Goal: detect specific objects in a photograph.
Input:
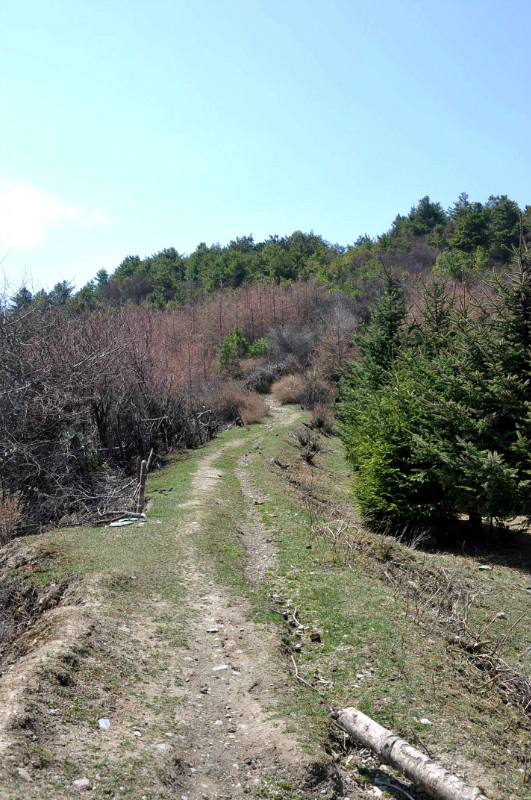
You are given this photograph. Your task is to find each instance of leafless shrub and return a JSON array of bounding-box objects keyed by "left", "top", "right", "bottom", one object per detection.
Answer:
[
  {"left": 384, "top": 237, "right": 439, "bottom": 278},
  {"left": 243, "top": 356, "right": 299, "bottom": 394},
  {"left": 0, "top": 493, "right": 22, "bottom": 545},
  {"left": 266, "top": 324, "right": 316, "bottom": 367},
  {"left": 315, "top": 517, "right": 364, "bottom": 562},
  {"left": 239, "top": 393, "right": 270, "bottom": 425},
  {"left": 270, "top": 371, "right": 334, "bottom": 411},
  {"left": 308, "top": 403, "right": 335, "bottom": 435},
  {"left": 290, "top": 427, "right": 323, "bottom": 464},
  {"left": 271, "top": 374, "right": 305, "bottom": 405},
  {"left": 295, "top": 370, "right": 334, "bottom": 409},
  {"left": 313, "top": 297, "right": 358, "bottom": 381},
  {"left": 213, "top": 382, "right": 269, "bottom": 426}
]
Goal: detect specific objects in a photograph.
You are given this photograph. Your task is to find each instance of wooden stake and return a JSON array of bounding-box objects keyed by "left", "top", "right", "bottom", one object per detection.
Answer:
[
  {"left": 146, "top": 448, "right": 154, "bottom": 472},
  {"left": 136, "top": 459, "right": 147, "bottom": 514}
]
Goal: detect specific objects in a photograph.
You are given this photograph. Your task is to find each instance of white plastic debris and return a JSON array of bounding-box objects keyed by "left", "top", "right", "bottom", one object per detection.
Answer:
[
  {"left": 419, "top": 718, "right": 433, "bottom": 725},
  {"left": 73, "top": 778, "right": 90, "bottom": 788},
  {"left": 109, "top": 519, "right": 135, "bottom": 527},
  {"left": 212, "top": 665, "right": 229, "bottom": 671},
  {"left": 98, "top": 718, "right": 110, "bottom": 729}
]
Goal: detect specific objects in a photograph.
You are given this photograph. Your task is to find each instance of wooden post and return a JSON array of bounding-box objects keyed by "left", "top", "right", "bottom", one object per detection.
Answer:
[
  {"left": 335, "top": 707, "right": 489, "bottom": 800},
  {"left": 136, "top": 459, "right": 147, "bottom": 514},
  {"left": 146, "top": 448, "right": 154, "bottom": 472}
]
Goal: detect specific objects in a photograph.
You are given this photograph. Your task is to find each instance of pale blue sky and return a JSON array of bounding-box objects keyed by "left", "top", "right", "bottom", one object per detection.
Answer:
[{"left": 1, "top": 0, "right": 530, "bottom": 290}]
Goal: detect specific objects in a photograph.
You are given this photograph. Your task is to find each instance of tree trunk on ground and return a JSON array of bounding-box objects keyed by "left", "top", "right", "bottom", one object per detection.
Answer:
[{"left": 335, "top": 707, "right": 489, "bottom": 800}]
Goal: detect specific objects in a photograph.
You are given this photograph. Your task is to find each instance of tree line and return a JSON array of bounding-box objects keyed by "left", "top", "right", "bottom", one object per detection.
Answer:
[{"left": 11, "top": 193, "right": 531, "bottom": 314}]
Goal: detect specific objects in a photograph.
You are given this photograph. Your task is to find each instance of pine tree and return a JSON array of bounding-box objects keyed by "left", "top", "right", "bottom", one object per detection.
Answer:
[
  {"left": 355, "top": 269, "right": 406, "bottom": 388},
  {"left": 218, "top": 326, "right": 249, "bottom": 375},
  {"left": 339, "top": 271, "right": 446, "bottom": 529},
  {"left": 411, "top": 247, "right": 531, "bottom": 531},
  {"left": 340, "top": 250, "right": 531, "bottom": 536}
]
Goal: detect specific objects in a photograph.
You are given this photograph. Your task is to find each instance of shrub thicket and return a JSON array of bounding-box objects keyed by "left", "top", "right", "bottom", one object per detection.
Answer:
[
  {"left": 271, "top": 374, "right": 306, "bottom": 405},
  {"left": 0, "top": 306, "right": 253, "bottom": 533},
  {"left": 214, "top": 382, "right": 270, "bottom": 425},
  {"left": 244, "top": 358, "right": 294, "bottom": 394},
  {"left": 1, "top": 280, "right": 332, "bottom": 535},
  {"left": 309, "top": 403, "right": 335, "bottom": 435}
]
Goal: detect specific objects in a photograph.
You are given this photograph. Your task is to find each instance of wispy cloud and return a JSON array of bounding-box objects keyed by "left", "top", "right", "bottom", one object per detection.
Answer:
[
  {"left": 0, "top": 180, "right": 112, "bottom": 250},
  {"left": 82, "top": 206, "right": 114, "bottom": 228}
]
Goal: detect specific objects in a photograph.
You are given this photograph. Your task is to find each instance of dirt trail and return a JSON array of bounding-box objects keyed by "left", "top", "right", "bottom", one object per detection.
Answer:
[
  {"left": 161, "top": 401, "right": 309, "bottom": 799},
  {"left": 0, "top": 400, "right": 345, "bottom": 799}
]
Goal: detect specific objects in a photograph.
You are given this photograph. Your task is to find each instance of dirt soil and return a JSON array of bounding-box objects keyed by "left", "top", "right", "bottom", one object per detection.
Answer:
[{"left": 0, "top": 400, "right": 354, "bottom": 800}]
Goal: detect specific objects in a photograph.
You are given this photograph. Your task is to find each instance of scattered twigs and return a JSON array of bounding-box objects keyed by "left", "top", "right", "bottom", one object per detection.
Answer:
[
  {"left": 376, "top": 781, "right": 416, "bottom": 800},
  {"left": 277, "top": 433, "right": 531, "bottom": 725},
  {"left": 291, "top": 654, "right": 324, "bottom": 696},
  {"left": 308, "top": 497, "right": 531, "bottom": 718},
  {"left": 387, "top": 563, "right": 531, "bottom": 716},
  {"left": 314, "top": 670, "right": 333, "bottom": 687}
]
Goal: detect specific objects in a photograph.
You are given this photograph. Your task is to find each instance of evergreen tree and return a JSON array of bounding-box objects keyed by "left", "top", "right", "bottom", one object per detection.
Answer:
[
  {"left": 95, "top": 268, "right": 109, "bottom": 288},
  {"left": 11, "top": 286, "right": 33, "bottom": 310},
  {"left": 408, "top": 250, "right": 531, "bottom": 531},
  {"left": 340, "top": 251, "right": 531, "bottom": 536},
  {"left": 355, "top": 269, "right": 406, "bottom": 388},
  {"left": 218, "top": 326, "right": 249, "bottom": 375},
  {"left": 338, "top": 270, "right": 445, "bottom": 528}
]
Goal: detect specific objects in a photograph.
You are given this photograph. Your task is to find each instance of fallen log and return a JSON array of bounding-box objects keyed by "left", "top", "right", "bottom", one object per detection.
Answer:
[
  {"left": 335, "top": 707, "right": 489, "bottom": 800},
  {"left": 94, "top": 511, "right": 146, "bottom": 526}
]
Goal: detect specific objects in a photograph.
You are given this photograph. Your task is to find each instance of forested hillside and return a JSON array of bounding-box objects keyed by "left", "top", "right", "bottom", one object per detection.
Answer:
[
  {"left": 12, "top": 193, "right": 531, "bottom": 313},
  {"left": 2, "top": 193, "right": 531, "bottom": 544}
]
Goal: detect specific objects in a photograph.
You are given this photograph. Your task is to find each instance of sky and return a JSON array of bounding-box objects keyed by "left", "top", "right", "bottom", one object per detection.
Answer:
[{"left": 1, "top": 0, "right": 530, "bottom": 292}]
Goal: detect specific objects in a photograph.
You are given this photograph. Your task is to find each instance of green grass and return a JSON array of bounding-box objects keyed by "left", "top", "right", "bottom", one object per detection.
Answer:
[
  {"left": 228, "top": 413, "right": 531, "bottom": 800},
  {"left": 8, "top": 407, "right": 531, "bottom": 800}
]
